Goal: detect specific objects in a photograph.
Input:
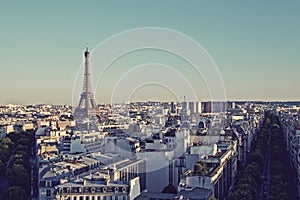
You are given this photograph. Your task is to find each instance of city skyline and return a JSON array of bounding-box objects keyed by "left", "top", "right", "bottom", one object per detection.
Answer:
[{"left": 1, "top": 1, "right": 300, "bottom": 104}]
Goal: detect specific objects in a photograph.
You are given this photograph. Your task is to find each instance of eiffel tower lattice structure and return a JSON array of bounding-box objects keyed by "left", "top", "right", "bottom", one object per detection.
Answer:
[{"left": 74, "top": 47, "right": 100, "bottom": 131}]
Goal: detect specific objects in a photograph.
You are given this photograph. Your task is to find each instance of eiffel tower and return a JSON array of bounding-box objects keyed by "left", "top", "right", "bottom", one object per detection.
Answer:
[{"left": 74, "top": 47, "right": 100, "bottom": 130}]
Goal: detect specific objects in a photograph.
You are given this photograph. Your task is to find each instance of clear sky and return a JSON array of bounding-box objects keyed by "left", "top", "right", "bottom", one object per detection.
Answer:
[{"left": 0, "top": 1, "right": 299, "bottom": 104}]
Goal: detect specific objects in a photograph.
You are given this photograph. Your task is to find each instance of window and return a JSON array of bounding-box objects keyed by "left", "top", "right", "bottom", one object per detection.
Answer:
[
  {"left": 46, "top": 181, "right": 51, "bottom": 187},
  {"left": 115, "top": 187, "right": 119, "bottom": 193},
  {"left": 46, "top": 189, "right": 51, "bottom": 196},
  {"left": 73, "top": 197, "right": 77, "bottom": 200},
  {"left": 79, "top": 197, "right": 84, "bottom": 200},
  {"left": 86, "top": 197, "right": 90, "bottom": 200}
]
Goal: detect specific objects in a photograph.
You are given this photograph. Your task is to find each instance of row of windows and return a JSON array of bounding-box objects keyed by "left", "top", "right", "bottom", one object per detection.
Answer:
[
  {"left": 58, "top": 186, "right": 127, "bottom": 194},
  {"left": 59, "top": 195, "right": 128, "bottom": 200}
]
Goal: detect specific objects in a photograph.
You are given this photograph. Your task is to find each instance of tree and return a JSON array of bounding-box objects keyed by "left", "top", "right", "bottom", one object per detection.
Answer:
[
  {"left": 0, "top": 160, "right": 6, "bottom": 176},
  {"left": 6, "top": 164, "right": 30, "bottom": 189},
  {"left": 16, "top": 144, "right": 28, "bottom": 153},
  {"left": 0, "top": 146, "right": 10, "bottom": 162},
  {"left": 251, "top": 149, "right": 264, "bottom": 167},
  {"left": 1, "top": 131, "right": 35, "bottom": 199},
  {"left": 1, "top": 137, "right": 14, "bottom": 148},
  {"left": 246, "top": 162, "right": 261, "bottom": 180},
  {"left": 2, "top": 186, "right": 27, "bottom": 200},
  {"left": 194, "top": 162, "right": 208, "bottom": 175},
  {"left": 162, "top": 184, "right": 177, "bottom": 194},
  {"left": 230, "top": 189, "right": 254, "bottom": 200}
]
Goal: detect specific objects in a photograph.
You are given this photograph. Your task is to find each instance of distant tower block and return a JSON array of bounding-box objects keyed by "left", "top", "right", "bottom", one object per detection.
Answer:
[{"left": 74, "top": 47, "right": 100, "bottom": 129}]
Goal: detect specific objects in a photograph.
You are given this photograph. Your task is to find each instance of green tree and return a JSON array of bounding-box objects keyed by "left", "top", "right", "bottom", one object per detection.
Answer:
[
  {"left": 6, "top": 164, "right": 30, "bottom": 189},
  {"left": 230, "top": 189, "right": 254, "bottom": 200},
  {"left": 0, "top": 146, "right": 10, "bottom": 162},
  {"left": 251, "top": 149, "right": 264, "bottom": 167},
  {"left": 0, "top": 160, "right": 6, "bottom": 176},
  {"left": 246, "top": 162, "right": 261, "bottom": 180},
  {"left": 1, "top": 137, "right": 14, "bottom": 148},
  {"left": 194, "top": 162, "right": 208, "bottom": 175},
  {"left": 2, "top": 186, "right": 27, "bottom": 200}
]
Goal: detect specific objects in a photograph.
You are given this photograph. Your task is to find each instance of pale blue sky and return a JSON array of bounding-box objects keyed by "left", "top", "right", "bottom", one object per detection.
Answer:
[{"left": 0, "top": 1, "right": 299, "bottom": 104}]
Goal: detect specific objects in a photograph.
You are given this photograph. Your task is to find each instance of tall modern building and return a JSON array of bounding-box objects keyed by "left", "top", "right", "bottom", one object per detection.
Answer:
[{"left": 74, "top": 47, "right": 100, "bottom": 130}]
